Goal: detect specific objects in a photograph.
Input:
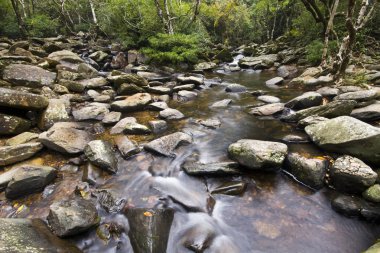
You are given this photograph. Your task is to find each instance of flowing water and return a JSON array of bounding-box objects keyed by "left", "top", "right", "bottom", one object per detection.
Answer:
[{"left": 1, "top": 67, "right": 380, "bottom": 253}]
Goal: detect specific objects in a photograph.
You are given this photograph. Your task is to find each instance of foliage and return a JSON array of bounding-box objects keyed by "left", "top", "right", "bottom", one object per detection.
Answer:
[
  {"left": 306, "top": 40, "right": 324, "bottom": 65},
  {"left": 142, "top": 33, "right": 207, "bottom": 64},
  {"left": 26, "top": 15, "right": 59, "bottom": 37}
]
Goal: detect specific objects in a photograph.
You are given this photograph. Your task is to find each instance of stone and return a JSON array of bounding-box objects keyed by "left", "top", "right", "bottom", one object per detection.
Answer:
[
  {"left": 148, "top": 101, "right": 169, "bottom": 111},
  {"left": 210, "top": 181, "right": 247, "bottom": 195},
  {"left": 79, "top": 77, "right": 108, "bottom": 88},
  {"left": 0, "top": 218, "right": 82, "bottom": 253},
  {"left": 265, "top": 77, "right": 284, "bottom": 86},
  {"left": 115, "top": 136, "right": 140, "bottom": 158},
  {"left": 351, "top": 102, "right": 380, "bottom": 122},
  {"left": 110, "top": 117, "right": 151, "bottom": 135},
  {"left": 210, "top": 99, "right": 232, "bottom": 108},
  {"left": 281, "top": 100, "right": 357, "bottom": 122},
  {"left": 84, "top": 140, "right": 118, "bottom": 173},
  {"left": 285, "top": 153, "right": 327, "bottom": 189},
  {"left": 111, "top": 52, "right": 128, "bottom": 69},
  {"left": 0, "top": 143, "right": 43, "bottom": 166},
  {"left": 47, "top": 197, "right": 99, "bottom": 237},
  {"left": 334, "top": 90, "right": 377, "bottom": 102},
  {"left": 0, "top": 87, "right": 49, "bottom": 110},
  {"left": 0, "top": 113, "right": 31, "bottom": 135},
  {"left": 177, "top": 75, "right": 204, "bottom": 86},
  {"left": 111, "top": 93, "right": 152, "bottom": 112},
  {"left": 53, "top": 84, "right": 69, "bottom": 94},
  {"left": 198, "top": 118, "right": 221, "bottom": 129},
  {"left": 39, "top": 123, "right": 92, "bottom": 154},
  {"left": 102, "top": 111, "right": 122, "bottom": 125},
  {"left": 363, "top": 242, "right": 380, "bottom": 253},
  {"left": 194, "top": 62, "right": 217, "bottom": 71},
  {"left": 177, "top": 90, "right": 198, "bottom": 101},
  {"left": 331, "top": 195, "right": 363, "bottom": 217},
  {"left": 5, "top": 132, "right": 38, "bottom": 146},
  {"left": 277, "top": 65, "right": 298, "bottom": 79},
  {"left": 159, "top": 108, "right": 185, "bottom": 120},
  {"left": 107, "top": 73, "right": 148, "bottom": 87},
  {"left": 89, "top": 51, "right": 108, "bottom": 62},
  {"left": 117, "top": 83, "right": 145, "bottom": 95},
  {"left": 3, "top": 64, "right": 57, "bottom": 87},
  {"left": 59, "top": 80, "right": 85, "bottom": 93},
  {"left": 339, "top": 86, "right": 364, "bottom": 93},
  {"left": 173, "top": 84, "right": 195, "bottom": 92},
  {"left": 331, "top": 155, "right": 377, "bottom": 193},
  {"left": 148, "top": 86, "right": 172, "bottom": 95},
  {"left": 144, "top": 132, "right": 193, "bottom": 157},
  {"left": 225, "top": 83, "right": 247, "bottom": 93},
  {"left": 38, "top": 99, "right": 69, "bottom": 130},
  {"left": 297, "top": 116, "right": 328, "bottom": 128},
  {"left": 305, "top": 116, "right": 380, "bottom": 164},
  {"left": 228, "top": 139, "right": 288, "bottom": 170},
  {"left": 316, "top": 87, "right": 339, "bottom": 97},
  {"left": 239, "top": 54, "right": 278, "bottom": 69},
  {"left": 285, "top": 92, "right": 323, "bottom": 110},
  {"left": 257, "top": 95, "right": 281, "bottom": 104},
  {"left": 149, "top": 120, "right": 168, "bottom": 133},
  {"left": 72, "top": 102, "right": 110, "bottom": 121},
  {"left": 182, "top": 161, "right": 241, "bottom": 175},
  {"left": 249, "top": 103, "right": 284, "bottom": 116},
  {"left": 363, "top": 184, "right": 380, "bottom": 203},
  {"left": 48, "top": 50, "right": 84, "bottom": 63},
  {"left": 281, "top": 133, "right": 309, "bottom": 143},
  {"left": 5, "top": 165, "right": 57, "bottom": 199}
]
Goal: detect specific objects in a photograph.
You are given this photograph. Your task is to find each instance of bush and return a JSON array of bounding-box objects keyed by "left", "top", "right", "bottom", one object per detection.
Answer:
[
  {"left": 306, "top": 40, "right": 324, "bottom": 65},
  {"left": 26, "top": 14, "right": 59, "bottom": 37},
  {"left": 142, "top": 33, "right": 208, "bottom": 64}
]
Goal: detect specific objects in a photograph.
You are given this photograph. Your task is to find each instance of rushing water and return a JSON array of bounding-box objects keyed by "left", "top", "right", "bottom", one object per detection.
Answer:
[{"left": 1, "top": 67, "right": 380, "bottom": 253}]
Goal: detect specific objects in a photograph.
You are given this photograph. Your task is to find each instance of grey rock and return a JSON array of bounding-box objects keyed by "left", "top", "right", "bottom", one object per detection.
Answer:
[
  {"left": 72, "top": 102, "right": 110, "bottom": 121},
  {"left": 79, "top": 77, "right": 108, "bottom": 88},
  {"left": 144, "top": 132, "right": 193, "bottom": 157},
  {"left": 159, "top": 108, "right": 185, "bottom": 120},
  {"left": 111, "top": 93, "right": 152, "bottom": 112},
  {"left": 110, "top": 117, "right": 150, "bottom": 135},
  {"left": 198, "top": 118, "right": 221, "bottom": 129},
  {"left": 225, "top": 83, "right": 247, "bottom": 93},
  {"left": 0, "top": 113, "right": 31, "bottom": 135},
  {"left": 84, "top": 140, "right": 118, "bottom": 173},
  {"left": 107, "top": 73, "right": 148, "bottom": 87},
  {"left": 38, "top": 99, "right": 69, "bottom": 130},
  {"left": 102, "top": 111, "right": 122, "bottom": 125},
  {"left": 48, "top": 50, "right": 84, "bottom": 64},
  {"left": 316, "top": 87, "right": 339, "bottom": 97},
  {"left": 117, "top": 83, "right": 145, "bottom": 95},
  {"left": 115, "top": 136, "right": 140, "bottom": 158},
  {"left": 173, "top": 84, "right": 195, "bottom": 92},
  {"left": 177, "top": 90, "right": 198, "bottom": 100},
  {"left": 149, "top": 120, "right": 168, "bottom": 133},
  {"left": 277, "top": 65, "right": 298, "bottom": 79},
  {"left": 331, "top": 195, "right": 363, "bottom": 217},
  {"left": 334, "top": 90, "right": 377, "bottom": 102},
  {"left": 148, "top": 101, "right": 169, "bottom": 111},
  {"left": 182, "top": 161, "right": 241, "bottom": 175},
  {"left": 285, "top": 92, "right": 323, "bottom": 110},
  {"left": 351, "top": 102, "right": 380, "bottom": 121},
  {"left": 210, "top": 99, "right": 232, "bottom": 108},
  {"left": 147, "top": 86, "right": 172, "bottom": 95},
  {"left": 249, "top": 103, "right": 284, "bottom": 116},
  {"left": 3, "top": 64, "right": 57, "bottom": 87},
  {"left": 177, "top": 75, "right": 204, "bottom": 86},
  {"left": 0, "top": 143, "right": 43, "bottom": 166},
  {"left": 265, "top": 77, "right": 284, "bottom": 86},
  {"left": 257, "top": 95, "right": 281, "bottom": 103},
  {"left": 5, "top": 132, "right": 39, "bottom": 146},
  {"left": 0, "top": 87, "right": 49, "bottom": 110},
  {"left": 194, "top": 62, "right": 217, "bottom": 71},
  {"left": 297, "top": 116, "right": 328, "bottom": 128}
]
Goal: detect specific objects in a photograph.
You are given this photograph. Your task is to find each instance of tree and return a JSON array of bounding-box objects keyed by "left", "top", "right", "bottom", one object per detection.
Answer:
[{"left": 10, "top": 0, "right": 28, "bottom": 37}]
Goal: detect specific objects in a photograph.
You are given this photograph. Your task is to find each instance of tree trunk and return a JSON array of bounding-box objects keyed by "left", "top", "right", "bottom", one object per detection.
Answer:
[
  {"left": 10, "top": 0, "right": 28, "bottom": 37},
  {"left": 321, "top": 0, "right": 339, "bottom": 67},
  {"left": 163, "top": 0, "right": 174, "bottom": 34}
]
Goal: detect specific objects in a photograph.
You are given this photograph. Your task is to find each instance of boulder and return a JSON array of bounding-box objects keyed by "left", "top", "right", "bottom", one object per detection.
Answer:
[
  {"left": 305, "top": 116, "right": 380, "bottom": 164},
  {"left": 331, "top": 155, "right": 377, "bottom": 193},
  {"left": 351, "top": 102, "right": 380, "bottom": 122},
  {"left": 363, "top": 184, "right": 380, "bottom": 203},
  {"left": 0, "top": 143, "right": 43, "bottom": 166},
  {"left": 225, "top": 83, "right": 247, "bottom": 93},
  {"left": 115, "top": 136, "right": 140, "bottom": 158},
  {"left": 285, "top": 153, "right": 327, "bottom": 189},
  {"left": 177, "top": 75, "right": 204, "bottom": 86},
  {"left": 5, "top": 132, "right": 38, "bottom": 146},
  {"left": 0, "top": 113, "right": 31, "bottom": 135},
  {"left": 72, "top": 102, "right": 110, "bottom": 121},
  {"left": 182, "top": 161, "right": 241, "bottom": 175},
  {"left": 297, "top": 116, "right": 328, "bottom": 128},
  {"left": 39, "top": 123, "right": 91, "bottom": 154},
  {"left": 285, "top": 92, "right": 323, "bottom": 110},
  {"left": 334, "top": 90, "right": 377, "bottom": 102},
  {"left": 3, "top": 64, "right": 56, "bottom": 87},
  {"left": 84, "top": 140, "right": 118, "bottom": 173},
  {"left": 265, "top": 77, "right": 284, "bottom": 86},
  {"left": 38, "top": 99, "right": 69, "bottom": 130},
  {"left": 159, "top": 108, "right": 185, "bottom": 120},
  {"left": 194, "top": 62, "right": 217, "bottom": 71},
  {"left": 111, "top": 52, "right": 128, "bottom": 69},
  {"left": 110, "top": 117, "right": 150, "bottom": 135},
  {"left": 107, "top": 74, "right": 148, "bottom": 87},
  {"left": 0, "top": 87, "right": 49, "bottom": 110},
  {"left": 316, "top": 87, "right": 339, "bottom": 97},
  {"left": 102, "top": 111, "right": 121, "bottom": 125},
  {"left": 5, "top": 165, "right": 57, "bottom": 199},
  {"left": 48, "top": 50, "right": 84, "bottom": 64},
  {"left": 111, "top": 93, "right": 152, "bottom": 112},
  {"left": 47, "top": 197, "right": 99, "bottom": 237},
  {"left": 239, "top": 54, "right": 278, "bottom": 69},
  {"left": 228, "top": 139, "right": 288, "bottom": 170},
  {"left": 331, "top": 195, "right": 363, "bottom": 217},
  {"left": 277, "top": 65, "right": 298, "bottom": 79},
  {"left": 249, "top": 103, "right": 284, "bottom": 116},
  {"left": 144, "top": 132, "right": 192, "bottom": 157},
  {"left": 117, "top": 83, "right": 145, "bottom": 95},
  {"left": 149, "top": 120, "right": 168, "bottom": 133},
  {"left": 257, "top": 95, "right": 280, "bottom": 103},
  {"left": 89, "top": 51, "right": 108, "bottom": 62},
  {"left": 281, "top": 100, "right": 356, "bottom": 122}
]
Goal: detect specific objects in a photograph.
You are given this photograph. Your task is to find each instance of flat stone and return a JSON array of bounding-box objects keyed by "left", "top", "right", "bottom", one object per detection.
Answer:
[
  {"left": 115, "top": 136, "right": 140, "bottom": 158},
  {"left": 334, "top": 90, "right": 377, "bottom": 102},
  {"left": 111, "top": 93, "right": 152, "bottom": 112},
  {"left": 0, "top": 87, "right": 49, "bottom": 110},
  {"left": 72, "top": 102, "right": 110, "bottom": 121},
  {"left": 84, "top": 140, "right": 118, "bottom": 173},
  {"left": 3, "top": 64, "right": 56, "bottom": 87},
  {"left": 144, "top": 132, "right": 193, "bottom": 157},
  {"left": 177, "top": 75, "right": 204, "bottom": 86},
  {"left": 38, "top": 99, "right": 69, "bottom": 130},
  {"left": 225, "top": 83, "right": 247, "bottom": 93},
  {"left": 147, "top": 86, "right": 172, "bottom": 95},
  {"left": 316, "top": 87, "right": 339, "bottom": 97},
  {"left": 182, "top": 161, "right": 241, "bottom": 175},
  {"left": 107, "top": 73, "right": 148, "bottom": 87},
  {"left": 48, "top": 50, "right": 84, "bottom": 64},
  {"left": 210, "top": 99, "right": 232, "bottom": 108},
  {"left": 173, "top": 84, "right": 195, "bottom": 92},
  {"left": 0, "top": 113, "right": 31, "bottom": 135},
  {"left": 102, "top": 111, "right": 122, "bottom": 125},
  {"left": 178, "top": 90, "right": 198, "bottom": 100},
  {"left": 265, "top": 77, "right": 284, "bottom": 86},
  {"left": 351, "top": 102, "right": 380, "bottom": 122},
  {"left": 257, "top": 95, "right": 281, "bottom": 104},
  {"left": 159, "top": 108, "right": 185, "bottom": 120},
  {"left": 5, "top": 132, "right": 39, "bottom": 146},
  {"left": 79, "top": 77, "right": 108, "bottom": 88},
  {"left": 285, "top": 92, "right": 323, "bottom": 110},
  {"left": 249, "top": 103, "right": 284, "bottom": 116},
  {"left": 148, "top": 102, "right": 169, "bottom": 111},
  {"left": 110, "top": 117, "right": 151, "bottom": 135},
  {"left": 0, "top": 143, "right": 43, "bottom": 166}
]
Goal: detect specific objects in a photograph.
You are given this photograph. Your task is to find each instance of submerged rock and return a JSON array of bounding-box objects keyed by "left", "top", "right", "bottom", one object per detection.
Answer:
[
  {"left": 0, "top": 143, "right": 43, "bottom": 166},
  {"left": 182, "top": 161, "right": 241, "bottom": 175},
  {"left": 331, "top": 195, "right": 363, "bottom": 217},
  {"left": 84, "top": 140, "right": 118, "bottom": 173},
  {"left": 0, "top": 113, "right": 31, "bottom": 135},
  {"left": 0, "top": 87, "right": 49, "bottom": 110},
  {"left": 228, "top": 139, "right": 288, "bottom": 170},
  {"left": 47, "top": 197, "right": 99, "bottom": 237},
  {"left": 144, "top": 132, "right": 192, "bottom": 157},
  {"left": 305, "top": 116, "right": 380, "bottom": 164}
]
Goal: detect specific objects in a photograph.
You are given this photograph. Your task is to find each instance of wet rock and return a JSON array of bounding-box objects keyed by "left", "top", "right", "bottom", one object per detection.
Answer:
[
  {"left": 305, "top": 116, "right": 380, "bottom": 164},
  {"left": 117, "top": 83, "right": 145, "bottom": 95},
  {"left": 228, "top": 139, "right": 288, "bottom": 171},
  {"left": 331, "top": 195, "right": 363, "bottom": 217},
  {"left": 257, "top": 95, "right": 280, "bottom": 103},
  {"left": 5, "top": 165, "right": 57, "bottom": 199},
  {"left": 102, "top": 111, "right": 121, "bottom": 125},
  {"left": 0, "top": 218, "right": 82, "bottom": 252},
  {"left": 159, "top": 108, "right": 185, "bottom": 120},
  {"left": 5, "top": 132, "right": 38, "bottom": 146},
  {"left": 149, "top": 120, "right": 168, "bottom": 133},
  {"left": 95, "top": 189, "right": 126, "bottom": 213},
  {"left": 198, "top": 118, "right": 221, "bottom": 129},
  {"left": 110, "top": 117, "right": 150, "bottom": 135},
  {"left": 0, "top": 143, "right": 43, "bottom": 166},
  {"left": 111, "top": 93, "right": 152, "bottom": 112},
  {"left": 148, "top": 101, "right": 169, "bottom": 111},
  {"left": 249, "top": 103, "right": 284, "bottom": 116},
  {"left": 210, "top": 99, "right": 232, "bottom": 108},
  {"left": 144, "top": 132, "right": 192, "bottom": 157},
  {"left": 148, "top": 86, "right": 172, "bottom": 95},
  {"left": 363, "top": 241, "right": 380, "bottom": 253},
  {"left": 225, "top": 83, "right": 247, "bottom": 93},
  {"left": 285, "top": 153, "right": 327, "bottom": 189},
  {"left": 281, "top": 100, "right": 356, "bottom": 122},
  {"left": 107, "top": 73, "right": 148, "bottom": 87},
  {"left": 265, "top": 77, "right": 284, "bottom": 86},
  {"left": 211, "top": 181, "right": 247, "bottom": 195},
  {"left": 38, "top": 98, "right": 69, "bottom": 130},
  {"left": 363, "top": 184, "right": 380, "bottom": 203},
  {"left": 351, "top": 102, "right": 380, "bottom": 121},
  {"left": 182, "top": 161, "right": 241, "bottom": 176},
  {"left": 177, "top": 75, "right": 204, "bottom": 86},
  {"left": 173, "top": 84, "right": 195, "bottom": 92},
  {"left": 334, "top": 90, "right": 377, "bottom": 102},
  {"left": 72, "top": 102, "right": 110, "bottom": 121},
  {"left": 316, "top": 87, "right": 339, "bottom": 97},
  {"left": 285, "top": 92, "right": 323, "bottom": 110},
  {"left": 115, "top": 136, "right": 140, "bottom": 158},
  {"left": 331, "top": 155, "right": 377, "bottom": 193},
  {"left": 84, "top": 140, "right": 118, "bottom": 173},
  {"left": 0, "top": 87, "right": 49, "bottom": 110},
  {"left": 79, "top": 77, "right": 108, "bottom": 89},
  {"left": 177, "top": 90, "right": 198, "bottom": 100},
  {"left": 47, "top": 197, "right": 99, "bottom": 237},
  {"left": 126, "top": 208, "right": 174, "bottom": 253},
  {"left": 297, "top": 115, "right": 328, "bottom": 128},
  {"left": 39, "top": 122, "right": 92, "bottom": 154},
  {"left": 281, "top": 133, "right": 309, "bottom": 143},
  {"left": 3, "top": 64, "right": 57, "bottom": 87},
  {"left": 0, "top": 113, "right": 31, "bottom": 135},
  {"left": 277, "top": 65, "right": 298, "bottom": 79}
]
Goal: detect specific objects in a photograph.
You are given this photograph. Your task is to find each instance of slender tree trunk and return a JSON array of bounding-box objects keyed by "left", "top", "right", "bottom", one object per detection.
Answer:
[
  {"left": 191, "top": 0, "right": 201, "bottom": 22},
  {"left": 164, "top": 0, "right": 174, "bottom": 34},
  {"left": 321, "top": 0, "right": 339, "bottom": 67},
  {"left": 10, "top": 0, "right": 28, "bottom": 37},
  {"left": 88, "top": 0, "right": 98, "bottom": 25},
  {"left": 270, "top": 2, "right": 279, "bottom": 41}
]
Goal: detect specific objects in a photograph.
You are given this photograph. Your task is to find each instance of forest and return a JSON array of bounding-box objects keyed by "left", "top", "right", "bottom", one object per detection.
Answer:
[{"left": 0, "top": 0, "right": 380, "bottom": 253}]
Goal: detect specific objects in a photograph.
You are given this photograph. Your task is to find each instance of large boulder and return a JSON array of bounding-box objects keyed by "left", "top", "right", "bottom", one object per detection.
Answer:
[
  {"left": 47, "top": 197, "right": 99, "bottom": 237},
  {"left": 0, "top": 218, "right": 82, "bottom": 252},
  {"left": 0, "top": 113, "right": 31, "bottom": 135},
  {"left": 239, "top": 54, "right": 278, "bottom": 69},
  {"left": 84, "top": 140, "right": 118, "bottom": 173},
  {"left": 144, "top": 132, "right": 193, "bottom": 157},
  {"left": 0, "top": 87, "right": 49, "bottom": 110},
  {"left": 3, "top": 64, "right": 56, "bottom": 87},
  {"left": 5, "top": 165, "right": 57, "bottom": 199},
  {"left": 281, "top": 100, "right": 356, "bottom": 122},
  {"left": 285, "top": 153, "right": 327, "bottom": 189},
  {"left": 228, "top": 139, "right": 288, "bottom": 170},
  {"left": 0, "top": 143, "right": 43, "bottom": 166},
  {"left": 39, "top": 122, "right": 91, "bottom": 154},
  {"left": 330, "top": 155, "right": 377, "bottom": 193},
  {"left": 111, "top": 93, "right": 151, "bottom": 112},
  {"left": 38, "top": 99, "right": 69, "bottom": 130},
  {"left": 48, "top": 50, "right": 84, "bottom": 64},
  {"left": 285, "top": 92, "right": 323, "bottom": 110},
  {"left": 107, "top": 73, "right": 148, "bottom": 87},
  {"left": 305, "top": 116, "right": 380, "bottom": 164},
  {"left": 350, "top": 102, "right": 380, "bottom": 122}
]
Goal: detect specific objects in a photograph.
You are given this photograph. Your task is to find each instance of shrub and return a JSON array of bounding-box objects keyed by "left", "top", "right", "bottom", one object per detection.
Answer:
[
  {"left": 306, "top": 40, "right": 324, "bottom": 65},
  {"left": 26, "top": 14, "right": 59, "bottom": 37}
]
